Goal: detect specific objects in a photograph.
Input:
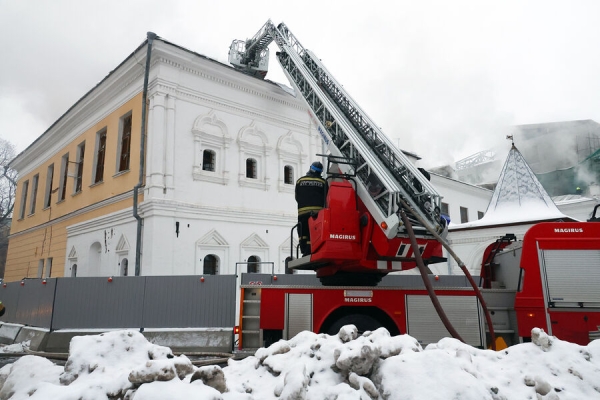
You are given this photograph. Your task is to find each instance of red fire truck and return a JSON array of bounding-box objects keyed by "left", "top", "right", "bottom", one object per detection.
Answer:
[
  {"left": 237, "top": 210, "right": 600, "bottom": 351},
  {"left": 230, "top": 21, "right": 600, "bottom": 351}
]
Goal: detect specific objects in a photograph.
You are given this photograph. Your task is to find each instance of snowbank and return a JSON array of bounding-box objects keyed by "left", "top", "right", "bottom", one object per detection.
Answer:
[{"left": 0, "top": 327, "right": 598, "bottom": 399}]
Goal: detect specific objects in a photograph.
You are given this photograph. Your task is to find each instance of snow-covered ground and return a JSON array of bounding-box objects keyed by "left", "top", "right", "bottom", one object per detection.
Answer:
[{"left": 0, "top": 326, "right": 599, "bottom": 400}]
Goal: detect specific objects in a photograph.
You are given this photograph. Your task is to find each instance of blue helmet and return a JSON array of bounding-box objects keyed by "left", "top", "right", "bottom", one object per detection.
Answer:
[{"left": 310, "top": 161, "right": 323, "bottom": 173}]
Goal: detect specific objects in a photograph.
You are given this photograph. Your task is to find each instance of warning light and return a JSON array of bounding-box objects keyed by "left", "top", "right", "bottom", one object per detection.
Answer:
[
  {"left": 527, "top": 313, "right": 535, "bottom": 318},
  {"left": 20, "top": 281, "right": 24, "bottom": 286},
  {"left": 381, "top": 221, "right": 388, "bottom": 230},
  {"left": 42, "top": 279, "right": 47, "bottom": 285},
  {"left": 200, "top": 277, "right": 205, "bottom": 283},
  {"left": 234, "top": 326, "right": 240, "bottom": 335},
  {"left": 435, "top": 275, "right": 439, "bottom": 281},
  {"left": 108, "top": 277, "right": 113, "bottom": 283},
  {"left": 273, "top": 275, "right": 278, "bottom": 281},
  {"left": 2, "top": 283, "right": 6, "bottom": 288}
]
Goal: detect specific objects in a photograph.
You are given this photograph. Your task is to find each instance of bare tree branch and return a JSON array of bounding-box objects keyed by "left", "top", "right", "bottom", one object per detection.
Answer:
[{"left": 0, "top": 138, "right": 17, "bottom": 225}]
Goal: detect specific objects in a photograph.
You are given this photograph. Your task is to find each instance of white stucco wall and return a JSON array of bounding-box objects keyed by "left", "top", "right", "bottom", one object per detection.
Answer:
[{"left": 136, "top": 41, "right": 323, "bottom": 276}]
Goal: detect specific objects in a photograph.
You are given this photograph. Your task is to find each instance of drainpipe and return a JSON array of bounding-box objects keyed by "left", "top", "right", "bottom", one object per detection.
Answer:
[{"left": 134, "top": 32, "right": 157, "bottom": 276}]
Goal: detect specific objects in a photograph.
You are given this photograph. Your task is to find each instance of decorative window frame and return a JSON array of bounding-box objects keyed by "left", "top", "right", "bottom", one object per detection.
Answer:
[
  {"left": 276, "top": 131, "right": 304, "bottom": 193},
  {"left": 191, "top": 111, "right": 232, "bottom": 185},
  {"left": 195, "top": 229, "right": 229, "bottom": 275},
  {"left": 240, "top": 233, "right": 269, "bottom": 273},
  {"left": 68, "top": 246, "right": 78, "bottom": 277},
  {"left": 237, "top": 122, "right": 272, "bottom": 190}
]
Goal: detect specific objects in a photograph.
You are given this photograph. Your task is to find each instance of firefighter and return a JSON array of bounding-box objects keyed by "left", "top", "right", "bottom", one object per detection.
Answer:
[{"left": 295, "top": 161, "right": 327, "bottom": 256}]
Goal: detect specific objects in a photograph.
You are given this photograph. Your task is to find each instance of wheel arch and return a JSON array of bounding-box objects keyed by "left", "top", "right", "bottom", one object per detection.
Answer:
[{"left": 318, "top": 306, "right": 400, "bottom": 336}]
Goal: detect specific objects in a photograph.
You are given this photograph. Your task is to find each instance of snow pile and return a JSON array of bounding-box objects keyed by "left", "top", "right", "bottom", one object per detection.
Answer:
[
  {"left": 0, "top": 342, "right": 29, "bottom": 354},
  {"left": 0, "top": 327, "right": 599, "bottom": 399}
]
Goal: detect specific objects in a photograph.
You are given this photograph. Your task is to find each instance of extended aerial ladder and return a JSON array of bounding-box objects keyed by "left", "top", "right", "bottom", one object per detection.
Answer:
[
  {"left": 230, "top": 21, "right": 497, "bottom": 347},
  {"left": 229, "top": 20, "right": 446, "bottom": 241}
]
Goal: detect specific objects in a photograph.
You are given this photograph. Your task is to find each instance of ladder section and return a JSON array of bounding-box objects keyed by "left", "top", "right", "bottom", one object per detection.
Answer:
[
  {"left": 229, "top": 21, "right": 444, "bottom": 238},
  {"left": 278, "top": 23, "right": 444, "bottom": 237}
]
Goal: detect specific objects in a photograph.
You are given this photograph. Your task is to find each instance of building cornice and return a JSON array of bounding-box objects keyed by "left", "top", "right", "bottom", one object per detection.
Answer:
[
  {"left": 8, "top": 191, "right": 134, "bottom": 239},
  {"left": 139, "top": 198, "right": 295, "bottom": 227}
]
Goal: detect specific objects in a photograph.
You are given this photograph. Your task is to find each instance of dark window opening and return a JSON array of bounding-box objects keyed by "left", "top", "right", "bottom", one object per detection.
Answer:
[
  {"left": 19, "top": 180, "right": 29, "bottom": 219},
  {"left": 75, "top": 142, "right": 85, "bottom": 193},
  {"left": 121, "top": 258, "right": 129, "bottom": 276},
  {"left": 203, "top": 254, "right": 219, "bottom": 275},
  {"left": 119, "top": 114, "right": 132, "bottom": 172},
  {"left": 284, "top": 165, "right": 294, "bottom": 184},
  {"left": 248, "top": 255, "right": 260, "bottom": 273},
  {"left": 203, "top": 150, "right": 215, "bottom": 171},
  {"left": 30, "top": 174, "right": 39, "bottom": 214},
  {"left": 59, "top": 153, "right": 69, "bottom": 201},
  {"left": 95, "top": 130, "right": 106, "bottom": 183},
  {"left": 246, "top": 158, "right": 257, "bottom": 179},
  {"left": 478, "top": 211, "right": 484, "bottom": 220},
  {"left": 45, "top": 164, "right": 54, "bottom": 208}
]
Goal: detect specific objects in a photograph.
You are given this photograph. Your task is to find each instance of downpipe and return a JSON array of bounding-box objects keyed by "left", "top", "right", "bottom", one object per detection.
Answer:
[{"left": 133, "top": 32, "right": 157, "bottom": 276}]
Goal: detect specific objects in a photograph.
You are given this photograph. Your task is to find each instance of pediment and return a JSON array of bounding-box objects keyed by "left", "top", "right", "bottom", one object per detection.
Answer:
[
  {"left": 197, "top": 229, "right": 229, "bottom": 246},
  {"left": 240, "top": 233, "right": 269, "bottom": 249},
  {"left": 68, "top": 246, "right": 78, "bottom": 259},
  {"left": 116, "top": 234, "right": 130, "bottom": 253}
]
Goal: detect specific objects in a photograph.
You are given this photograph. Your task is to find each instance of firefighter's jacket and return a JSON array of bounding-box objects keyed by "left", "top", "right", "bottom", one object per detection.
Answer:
[{"left": 295, "top": 174, "right": 327, "bottom": 216}]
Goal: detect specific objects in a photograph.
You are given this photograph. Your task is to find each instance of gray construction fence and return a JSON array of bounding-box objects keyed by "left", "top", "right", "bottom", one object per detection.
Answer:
[{"left": 0, "top": 275, "right": 237, "bottom": 353}]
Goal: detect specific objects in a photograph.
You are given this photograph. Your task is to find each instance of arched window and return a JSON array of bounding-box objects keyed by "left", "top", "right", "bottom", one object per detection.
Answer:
[
  {"left": 71, "top": 264, "right": 77, "bottom": 277},
  {"left": 203, "top": 254, "right": 219, "bottom": 275},
  {"left": 284, "top": 165, "right": 294, "bottom": 184},
  {"left": 248, "top": 255, "right": 260, "bottom": 273},
  {"left": 246, "top": 158, "right": 257, "bottom": 179},
  {"left": 121, "top": 258, "right": 129, "bottom": 276},
  {"left": 202, "top": 149, "right": 215, "bottom": 172}
]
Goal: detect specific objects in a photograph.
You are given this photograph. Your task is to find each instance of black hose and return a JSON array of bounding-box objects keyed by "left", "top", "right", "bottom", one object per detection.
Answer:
[
  {"left": 398, "top": 200, "right": 497, "bottom": 350},
  {"left": 400, "top": 210, "right": 465, "bottom": 343}
]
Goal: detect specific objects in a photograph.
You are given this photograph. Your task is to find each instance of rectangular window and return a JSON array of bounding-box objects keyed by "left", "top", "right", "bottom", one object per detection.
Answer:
[
  {"left": 75, "top": 141, "right": 85, "bottom": 193},
  {"left": 37, "top": 259, "right": 44, "bottom": 278},
  {"left": 118, "top": 113, "right": 132, "bottom": 172},
  {"left": 478, "top": 211, "right": 484, "bottom": 220},
  {"left": 44, "top": 164, "right": 54, "bottom": 208},
  {"left": 19, "top": 180, "right": 29, "bottom": 219},
  {"left": 58, "top": 153, "right": 69, "bottom": 201},
  {"left": 441, "top": 202, "right": 449, "bottom": 216},
  {"left": 246, "top": 158, "right": 257, "bottom": 179},
  {"left": 46, "top": 257, "right": 53, "bottom": 278},
  {"left": 284, "top": 165, "right": 294, "bottom": 184},
  {"left": 94, "top": 129, "right": 107, "bottom": 183},
  {"left": 29, "top": 174, "right": 39, "bottom": 215},
  {"left": 460, "top": 206, "right": 469, "bottom": 223}
]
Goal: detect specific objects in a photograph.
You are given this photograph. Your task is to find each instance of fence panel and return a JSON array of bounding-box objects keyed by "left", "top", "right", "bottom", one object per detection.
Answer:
[
  {"left": 0, "top": 282, "right": 23, "bottom": 323},
  {"left": 15, "top": 279, "right": 56, "bottom": 328},
  {"left": 142, "top": 275, "right": 236, "bottom": 328},
  {"left": 52, "top": 277, "right": 145, "bottom": 329}
]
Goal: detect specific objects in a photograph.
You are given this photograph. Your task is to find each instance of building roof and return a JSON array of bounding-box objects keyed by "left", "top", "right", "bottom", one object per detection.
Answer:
[{"left": 452, "top": 144, "right": 571, "bottom": 229}]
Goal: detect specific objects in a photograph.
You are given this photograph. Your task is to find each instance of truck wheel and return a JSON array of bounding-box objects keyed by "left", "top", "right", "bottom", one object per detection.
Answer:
[
  {"left": 326, "top": 314, "right": 382, "bottom": 336},
  {"left": 319, "top": 272, "right": 384, "bottom": 286}
]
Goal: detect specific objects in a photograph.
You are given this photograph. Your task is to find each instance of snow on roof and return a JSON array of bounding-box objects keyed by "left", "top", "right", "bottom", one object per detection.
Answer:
[{"left": 453, "top": 144, "right": 569, "bottom": 229}]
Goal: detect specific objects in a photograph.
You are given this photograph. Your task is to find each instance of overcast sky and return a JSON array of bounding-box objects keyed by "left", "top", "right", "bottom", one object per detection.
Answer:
[{"left": 1, "top": 0, "right": 599, "bottom": 168}]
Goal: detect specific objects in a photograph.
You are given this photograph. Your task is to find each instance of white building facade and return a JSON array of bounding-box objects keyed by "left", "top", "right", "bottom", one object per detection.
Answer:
[{"left": 65, "top": 38, "right": 325, "bottom": 277}]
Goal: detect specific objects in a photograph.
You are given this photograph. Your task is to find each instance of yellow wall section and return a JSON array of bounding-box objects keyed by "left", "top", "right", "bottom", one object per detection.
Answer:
[{"left": 5, "top": 93, "right": 144, "bottom": 281}]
